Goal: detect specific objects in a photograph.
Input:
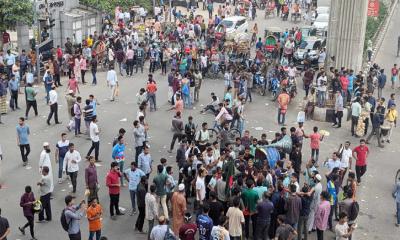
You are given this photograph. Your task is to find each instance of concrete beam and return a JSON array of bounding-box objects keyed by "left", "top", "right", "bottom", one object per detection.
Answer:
[{"left": 326, "top": 0, "right": 369, "bottom": 72}]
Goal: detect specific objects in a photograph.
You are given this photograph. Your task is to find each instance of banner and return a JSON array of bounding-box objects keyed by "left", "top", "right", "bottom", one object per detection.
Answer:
[{"left": 367, "top": 0, "right": 380, "bottom": 17}]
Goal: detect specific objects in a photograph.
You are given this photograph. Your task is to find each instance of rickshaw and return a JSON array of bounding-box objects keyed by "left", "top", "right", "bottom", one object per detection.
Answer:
[
  {"left": 264, "top": 27, "right": 281, "bottom": 59},
  {"left": 264, "top": 0, "right": 276, "bottom": 18},
  {"left": 290, "top": 3, "right": 301, "bottom": 22},
  {"left": 238, "top": 0, "right": 251, "bottom": 17}
]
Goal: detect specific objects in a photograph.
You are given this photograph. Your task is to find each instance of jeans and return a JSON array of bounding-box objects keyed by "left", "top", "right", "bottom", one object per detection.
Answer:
[
  {"left": 19, "top": 144, "right": 31, "bottom": 163},
  {"left": 255, "top": 220, "right": 270, "bottom": 240},
  {"left": 89, "top": 230, "right": 101, "bottom": 240},
  {"left": 183, "top": 94, "right": 191, "bottom": 108},
  {"left": 328, "top": 203, "right": 337, "bottom": 229},
  {"left": 126, "top": 59, "right": 134, "bottom": 76},
  {"left": 69, "top": 231, "right": 81, "bottom": 240},
  {"left": 396, "top": 202, "right": 400, "bottom": 224},
  {"left": 136, "top": 59, "right": 144, "bottom": 73},
  {"left": 311, "top": 148, "right": 319, "bottom": 162},
  {"left": 317, "top": 90, "right": 326, "bottom": 107},
  {"left": 135, "top": 146, "right": 143, "bottom": 163},
  {"left": 47, "top": 103, "right": 59, "bottom": 123},
  {"left": 81, "top": 70, "right": 86, "bottom": 83},
  {"left": 277, "top": 108, "right": 286, "bottom": 125},
  {"left": 334, "top": 111, "right": 343, "bottom": 127},
  {"left": 246, "top": 88, "right": 252, "bottom": 102},
  {"left": 87, "top": 141, "right": 100, "bottom": 161},
  {"left": 367, "top": 127, "right": 383, "bottom": 146},
  {"left": 22, "top": 215, "right": 35, "bottom": 238},
  {"left": 316, "top": 228, "right": 324, "bottom": 240},
  {"left": 130, "top": 190, "right": 137, "bottom": 211},
  {"left": 194, "top": 87, "right": 200, "bottom": 101},
  {"left": 26, "top": 100, "right": 38, "bottom": 118},
  {"left": 74, "top": 117, "right": 81, "bottom": 135},
  {"left": 136, "top": 206, "right": 145, "bottom": 231},
  {"left": 10, "top": 89, "right": 18, "bottom": 109},
  {"left": 156, "top": 195, "right": 169, "bottom": 219},
  {"left": 162, "top": 61, "right": 167, "bottom": 74},
  {"left": 116, "top": 161, "right": 124, "bottom": 184},
  {"left": 149, "top": 60, "right": 156, "bottom": 73},
  {"left": 170, "top": 133, "right": 185, "bottom": 151},
  {"left": 147, "top": 219, "right": 154, "bottom": 240},
  {"left": 58, "top": 157, "right": 65, "bottom": 179},
  {"left": 355, "top": 165, "right": 367, "bottom": 183},
  {"left": 244, "top": 214, "right": 257, "bottom": 239},
  {"left": 351, "top": 116, "right": 359, "bottom": 136},
  {"left": 39, "top": 193, "right": 52, "bottom": 221},
  {"left": 297, "top": 216, "right": 308, "bottom": 240},
  {"left": 110, "top": 194, "right": 121, "bottom": 216},
  {"left": 69, "top": 171, "right": 78, "bottom": 193},
  {"left": 147, "top": 93, "right": 156, "bottom": 111},
  {"left": 92, "top": 69, "right": 97, "bottom": 84}
]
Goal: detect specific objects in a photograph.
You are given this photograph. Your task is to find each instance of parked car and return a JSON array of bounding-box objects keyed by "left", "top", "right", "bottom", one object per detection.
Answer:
[
  {"left": 312, "top": 13, "right": 329, "bottom": 32},
  {"left": 215, "top": 16, "right": 249, "bottom": 40},
  {"left": 293, "top": 36, "right": 326, "bottom": 67}
]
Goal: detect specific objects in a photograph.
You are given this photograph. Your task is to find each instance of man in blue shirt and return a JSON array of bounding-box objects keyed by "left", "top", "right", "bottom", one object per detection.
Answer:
[
  {"left": 16, "top": 117, "right": 30, "bottom": 166},
  {"left": 197, "top": 204, "right": 213, "bottom": 240},
  {"left": 378, "top": 69, "right": 386, "bottom": 99},
  {"left": 8, "top": 74, "right": 19, "bottom": 110},
  {"left": 124, "top": 162, "right": 145, "bottom": 215},
  {"left": 5, "top": 50, "right": 15, "bottom": 78}
]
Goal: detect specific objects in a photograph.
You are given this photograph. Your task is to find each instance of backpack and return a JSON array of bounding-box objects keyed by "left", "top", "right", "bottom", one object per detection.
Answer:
[
  {"left": 70, "top": 105, "right": 75, "bottom": 117},
  {"left": 60, "top": 209, "right": 71, "bottom": 232},
  {"left": 164, "top": 225, "right": 176, "bottom": 240},
  {"left": 348, "top": 201, "right": 359, "bottom": 221}
]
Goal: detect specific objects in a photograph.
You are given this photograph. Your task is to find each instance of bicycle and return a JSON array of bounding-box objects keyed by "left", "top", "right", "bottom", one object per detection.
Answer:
[
  {"left": 396, "top": 169, "right": 400, "bottom": 185},
  {"left": 208, "top": 121, "right": 242, "bottom": 144}
]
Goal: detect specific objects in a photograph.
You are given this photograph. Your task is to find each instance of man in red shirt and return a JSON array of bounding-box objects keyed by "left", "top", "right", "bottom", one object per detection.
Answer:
[
  {"left": 352, "top": 139, "right": 369, "bottom": 185},
  {"left": 179, "top": 212, "right": 197, "bottom": 240},
  {"left": 340, "top": 73, "right": 349, "bottom": 103},
  {"left": 106, "top": 162, "right": 125, "bottom": 219}
]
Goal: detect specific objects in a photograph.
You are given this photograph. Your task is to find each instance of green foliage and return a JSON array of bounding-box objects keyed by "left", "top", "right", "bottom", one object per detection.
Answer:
[
  {"left": 364, "top": 1, "right": 388, "bottom": 50},
  {"left": 0, "top": 0, "right": 34, "bottom": 31},
  {"left": 80, "top": 0, "right": 154, "bottom": 14}
]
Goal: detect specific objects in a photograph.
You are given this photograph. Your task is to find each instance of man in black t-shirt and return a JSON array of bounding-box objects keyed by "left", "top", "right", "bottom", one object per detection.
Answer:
[{"left": 0, "top": 208, "right": 10, "bottom": 240}]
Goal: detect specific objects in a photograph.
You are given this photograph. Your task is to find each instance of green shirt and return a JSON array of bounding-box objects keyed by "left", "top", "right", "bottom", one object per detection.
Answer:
[
  {"left": 242, "top": 188, "right": 259, "bottom": 214},
  {"left": 153, "top": 173, "right": 167, "bottom": 196},
  {"left": 25, "top": 87, "right": 36, "bottom": 101}
]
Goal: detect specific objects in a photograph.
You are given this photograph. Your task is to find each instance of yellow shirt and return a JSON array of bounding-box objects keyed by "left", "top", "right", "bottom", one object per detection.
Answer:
[
  {"left": 386, "top": 109, "right": 398, "bottom": 122},
  {"left": 87, "top": 37, "right": 93, "bottom": 47}
]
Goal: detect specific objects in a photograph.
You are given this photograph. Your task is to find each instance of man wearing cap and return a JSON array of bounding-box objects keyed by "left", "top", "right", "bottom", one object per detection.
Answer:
[
  {"left": 307, "top": 173, "right": 323, "bottom": 232},
  {"left": 150, "top": 216, "right": 175, "bottom": 240},
  {"left": 179, "top": 212, "right": 197, "bottom": 240},
  {"left": 39, "top": 142, "right": 54, "bottom": 193},
  {"left": 37, "top": 166, "right": 52, "bottom": 222},
  {"left": 47, "top": 84, "right": 61, "bottom": 125},
  {"left": 171, "top": 183, "right": 187, "bottom": 235}
]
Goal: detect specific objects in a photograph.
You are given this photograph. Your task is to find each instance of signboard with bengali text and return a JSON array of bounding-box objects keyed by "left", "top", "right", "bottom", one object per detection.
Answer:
[{"left": 367, "top": 0, "right": 379, "bottom": 17}]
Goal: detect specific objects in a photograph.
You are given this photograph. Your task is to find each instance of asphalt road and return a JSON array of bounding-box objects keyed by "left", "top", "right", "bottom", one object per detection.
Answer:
[{"left": 11, "top": 1, "right": 400, "bottom": 240}]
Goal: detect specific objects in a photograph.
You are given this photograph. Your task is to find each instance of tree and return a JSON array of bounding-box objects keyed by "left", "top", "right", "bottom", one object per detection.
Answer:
[
  {"left": 80, "top": 0, "right": 153, "bottom": 14},
  {"left": 0, "top": 0, "right": 34, "bottom": 47}
]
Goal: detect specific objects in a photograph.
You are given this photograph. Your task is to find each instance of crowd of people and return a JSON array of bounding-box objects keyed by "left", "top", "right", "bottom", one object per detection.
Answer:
[{"left": 0, "top": 1, "right": 400, "bottom": 240}]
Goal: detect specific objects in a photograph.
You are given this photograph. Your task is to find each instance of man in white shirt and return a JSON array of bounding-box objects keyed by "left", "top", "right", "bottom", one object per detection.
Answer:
[
  {"left": 86, "top": 116, "right": 100, "bottom": 162},
  {"left": 340, "top": 141, "right": 353, "bottom": 181},
  {"left": 47, "top": 85, "right": 61, "bottom": 125},
  {"left": 39, "top": 142, "right": 54, "bottom": 193},
  {"left": 196, "top": 168, "right": 207, "bottom": 206},
  {"left": 107, "top": 66, "right": 118, "bottom": 101},
  {"left": 63, "top": 143, "right": 82, "bottom": 195}
]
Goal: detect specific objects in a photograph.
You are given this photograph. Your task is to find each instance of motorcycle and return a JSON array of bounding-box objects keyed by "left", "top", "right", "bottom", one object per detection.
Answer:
[
  {"left": 287, "top": 77, "right": 297, "bottom": 99},
  {"left": 270, "top": 77, "right": 280, "bottom": 101},
  {"left": 254, "top": 71, "right": 267, "bottom": 96}
]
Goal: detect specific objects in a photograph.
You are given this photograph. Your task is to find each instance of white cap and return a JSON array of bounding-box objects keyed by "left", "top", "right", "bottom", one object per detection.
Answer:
[
  {"left": 315, "top": 174, "right": 322, "bottom": 181},
  {"left": 178, "top": 183, "right": 185, "bottom": 191},
  {"left": 43, "top": 142, "right": 49, "bottom": 147}
]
